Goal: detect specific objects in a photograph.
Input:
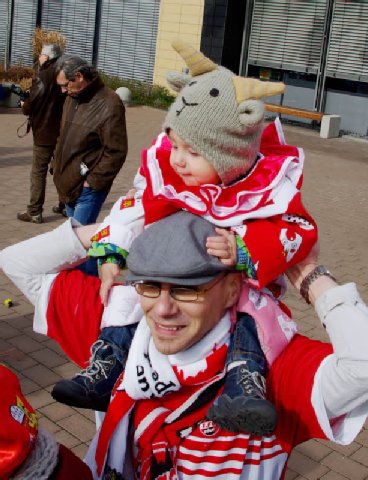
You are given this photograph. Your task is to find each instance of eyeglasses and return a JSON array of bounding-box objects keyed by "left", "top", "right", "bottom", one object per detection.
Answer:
[{"left": 133, "top": 273, "right": 227, "bottom": 303}]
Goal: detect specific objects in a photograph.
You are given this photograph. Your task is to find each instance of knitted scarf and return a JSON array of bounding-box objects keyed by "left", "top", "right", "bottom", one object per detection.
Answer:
[
  {"left": 11, "top": 428, "right": 59, "bottom": 479},
  {"left": 86, "top": 314, "right": 231, "bottom": 479}
]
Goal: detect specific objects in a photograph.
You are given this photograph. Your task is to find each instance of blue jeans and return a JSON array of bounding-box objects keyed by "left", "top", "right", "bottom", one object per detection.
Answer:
[
  {"left": 66, "top": 187, "right": 108, "bottom": 276},
  {"left": 226, "top": 312, "right": 267, "bottom": 376},
  {"left": 99, "top": 325, "right": 138, "bottom": 365},
  {"left": 65, "top": 186, "right": 108, "bottom": 225}
]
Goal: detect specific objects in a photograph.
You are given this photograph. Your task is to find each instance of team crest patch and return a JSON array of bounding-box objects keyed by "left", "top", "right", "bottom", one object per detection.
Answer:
[
  {"left": 11, "top": 395, "right": 38, "bottom": 430},
  {"left": 199, "top": 420, "right": 219, "bottom": 436},
  {"left": 120, "top": 198, "right": 135, "bottom": 209},
  {"left": 91, "top": 226, "right": 110, "bottom": 242}
]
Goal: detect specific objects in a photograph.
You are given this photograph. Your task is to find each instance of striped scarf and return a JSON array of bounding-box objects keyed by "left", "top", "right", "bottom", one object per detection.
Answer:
[{"left": 86, "top": 314, "right": 231, "bottom": 479}]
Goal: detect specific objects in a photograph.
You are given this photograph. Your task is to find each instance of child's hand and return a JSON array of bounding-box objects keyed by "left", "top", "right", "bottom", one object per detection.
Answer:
[
  {"left": 206, "top": 228, "right": 237, "bottom": 266},
  {"left": 126, "top": 188, "right": 137, "bottom": 198},
  {"left": 99, "top": 262, "right": 121, "bottom": 306}
]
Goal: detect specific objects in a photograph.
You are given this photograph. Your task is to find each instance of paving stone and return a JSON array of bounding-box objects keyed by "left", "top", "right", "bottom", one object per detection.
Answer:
[
  {"left": 287, "top": 450, "right": 329, "bottom": 479},
  {"left": 53, "top": 361, "right": 79, "bottom": 378},
  {"left": 39, "top": 416, "right": 62, "bottom": 434},
  {"left": 26, "top": 389, "right": 55, "bottom": 409},
  {"left": 284, "top": 470, "right": 299, "bottom": 480},
  {"left": 351, "top": 446, "right": 368, "bottom": 468},
  {"left": 320, "top": 472, "right": 349, "bottom": 480},
  {"left": 54, "top": 429, "right": 81, "bottom": 450},
  {"left": 1, "top": 350, "right": 38, "bottom": 371},
  {"left": 321, "top": 451, "right": 368, "bottom": 479},
  {"left": 8, "top": 333, "right": 43, "bottom": 353},
  {"left": 18, "top": 376, "right": 40, "bottom": 395},
  {"left": 0, "top": 323, "right": 21, "bottom": 338},
  {"left": 71, "top": 443, "right": 90, "bottom": 460},
  {"left": 39, "top": 402, "right": 77, "bottom": 422},
  {"left": 296, "top": 439, "right": 332, "bottom": 462},
  {"left": 23, "top": 363, "right": 62, "bottom": 387},
  {"left": 57, "top": 413, "right": 96, "bottom": 443},
  {"left": 30, "top": 347, "right": 68, "bottom": 368}
]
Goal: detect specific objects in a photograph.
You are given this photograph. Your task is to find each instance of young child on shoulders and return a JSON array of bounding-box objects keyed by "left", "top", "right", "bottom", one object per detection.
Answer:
[{"left": 52, "top": 40, "right": 317, "bottom": 436}]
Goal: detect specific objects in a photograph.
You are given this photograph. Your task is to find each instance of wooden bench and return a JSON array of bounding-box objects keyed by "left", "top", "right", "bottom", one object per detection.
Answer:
[
  {"left": 264, "top": 103, "right": 341, "bottom": 138},
  {"left": 264, "top": 103, "right": 324, "bottom": 122}
]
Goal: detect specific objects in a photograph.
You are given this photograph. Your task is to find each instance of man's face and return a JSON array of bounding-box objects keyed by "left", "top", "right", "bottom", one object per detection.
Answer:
[
  {"left": 38, "top": 53, "right": 48, "bottom": 66},
  {"left": 56, "top": 70, "right": 89, "bottom": 97},
  {"left": 139, "top": 273, "right": 241, "bottom": 355}
]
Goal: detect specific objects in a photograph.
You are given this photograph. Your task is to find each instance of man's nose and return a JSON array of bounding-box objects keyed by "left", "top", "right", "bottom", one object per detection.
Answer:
[{"left": 155, "top": 289, "right": 179, "bottom": 317}]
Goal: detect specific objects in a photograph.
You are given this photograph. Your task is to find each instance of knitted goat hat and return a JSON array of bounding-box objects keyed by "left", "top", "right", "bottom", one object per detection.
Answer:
[{"left": 163, "top": 40, "right": 285, "bottom": 185}]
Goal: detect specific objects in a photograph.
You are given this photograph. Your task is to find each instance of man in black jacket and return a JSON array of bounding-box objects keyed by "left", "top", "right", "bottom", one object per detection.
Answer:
[{"left": 17, "top": 44, "right": 66, "bottom": 224}]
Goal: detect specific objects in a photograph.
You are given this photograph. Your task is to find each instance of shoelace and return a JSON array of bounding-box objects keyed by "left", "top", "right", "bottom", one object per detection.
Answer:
[
  {"left": 239, "top": 366, "right": 266, "bottom": 398},
  {"left": 77, "top": 340, "right": 113, "bottom": 382}
]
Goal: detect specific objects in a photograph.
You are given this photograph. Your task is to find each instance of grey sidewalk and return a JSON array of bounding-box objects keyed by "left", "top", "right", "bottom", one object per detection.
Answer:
[{"left": 0, "top": 107, "right": 367, "bottom": 479}]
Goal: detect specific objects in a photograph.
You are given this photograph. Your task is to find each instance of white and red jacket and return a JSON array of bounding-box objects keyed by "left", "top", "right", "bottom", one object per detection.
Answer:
[{"left": 1, "top": 220, "right": 368, "bottom": 479}]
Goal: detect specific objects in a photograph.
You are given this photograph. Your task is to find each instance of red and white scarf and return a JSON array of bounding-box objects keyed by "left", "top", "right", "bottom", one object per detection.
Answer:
[{"left": 86, "top": 314, "right": 231, "bottom": 479}]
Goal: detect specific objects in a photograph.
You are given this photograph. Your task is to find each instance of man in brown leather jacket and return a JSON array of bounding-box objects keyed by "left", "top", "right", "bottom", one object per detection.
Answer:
[
  {"left": 17, "top": 44, "right": 66, "bottom": 224},
  {"left": 53, "top": 54, "right": 128, "bottom": 226}
]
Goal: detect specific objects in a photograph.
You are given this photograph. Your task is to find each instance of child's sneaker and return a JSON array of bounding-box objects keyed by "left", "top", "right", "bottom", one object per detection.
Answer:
[
  {"left": 206, "top": 361, "right": 277, "bottom": 436},
  {"left": 51, "top": 339, "right": 126, "bottom": 411}
]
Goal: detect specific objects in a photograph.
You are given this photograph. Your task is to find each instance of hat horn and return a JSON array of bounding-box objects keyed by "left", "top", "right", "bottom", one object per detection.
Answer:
[
  {"left": 233, "top": 76, "right": 285, "bottom": 103},
  {"left": 172, "top": 39, "right": 217, "bottom": 77}
]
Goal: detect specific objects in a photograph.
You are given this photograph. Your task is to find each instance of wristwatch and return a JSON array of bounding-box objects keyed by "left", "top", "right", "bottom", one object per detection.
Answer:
[{"left": 299, "top": 265, "right": 336, "bottom": 304}]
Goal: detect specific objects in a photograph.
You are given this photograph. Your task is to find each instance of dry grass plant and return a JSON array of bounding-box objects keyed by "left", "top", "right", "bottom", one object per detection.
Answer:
[{"left": 32, "top": 27, "right": 67, "bottom": 58}]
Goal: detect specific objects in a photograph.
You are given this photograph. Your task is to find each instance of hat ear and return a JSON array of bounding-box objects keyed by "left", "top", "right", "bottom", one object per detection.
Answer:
[
  {"left": 172, "top": 39, "right": 217, "bottom": 76},
  {"left": 166, "top": 71, "right": 192, "bottom": 92},
  {"left": 233, "top": 76, "right": 285, "bottom": 103},
  {"left": 238, "top": 99, "right": 265, "bottom": 126}
]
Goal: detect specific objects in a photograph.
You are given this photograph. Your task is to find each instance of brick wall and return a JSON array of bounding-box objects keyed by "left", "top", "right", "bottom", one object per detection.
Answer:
[{"left": 153, "top": 0, "right": 205, "bottom": 88}]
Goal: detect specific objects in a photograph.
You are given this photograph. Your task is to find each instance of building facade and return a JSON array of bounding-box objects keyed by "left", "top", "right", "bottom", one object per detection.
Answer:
[{"left": 1, "top": 0, "right": 367, "bottom": 135}]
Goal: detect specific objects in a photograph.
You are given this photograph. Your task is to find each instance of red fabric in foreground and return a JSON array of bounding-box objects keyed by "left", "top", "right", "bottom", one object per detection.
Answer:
[{"left": 46, "top": 269, "right": 104, "bottom": 367}]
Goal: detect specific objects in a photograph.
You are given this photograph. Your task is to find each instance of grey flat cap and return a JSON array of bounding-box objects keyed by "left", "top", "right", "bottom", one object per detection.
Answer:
[{"left": 126, "top": 211, "right": 232, "bottom": 285}]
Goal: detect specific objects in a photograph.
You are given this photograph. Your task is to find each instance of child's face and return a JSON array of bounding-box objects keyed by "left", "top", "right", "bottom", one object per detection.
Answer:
[{"left": 168, "top": 130, "right": 220, "bottom": 186}]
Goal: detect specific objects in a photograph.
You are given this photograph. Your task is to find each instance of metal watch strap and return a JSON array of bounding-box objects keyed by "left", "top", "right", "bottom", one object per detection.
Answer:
[{"left": 299, "top": 265, "right": 336, "bottom": 304}]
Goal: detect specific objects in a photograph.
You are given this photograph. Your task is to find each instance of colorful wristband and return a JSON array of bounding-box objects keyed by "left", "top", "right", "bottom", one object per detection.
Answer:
[{"left": 234, "top": 235, "right": 257, "bottom": 279}]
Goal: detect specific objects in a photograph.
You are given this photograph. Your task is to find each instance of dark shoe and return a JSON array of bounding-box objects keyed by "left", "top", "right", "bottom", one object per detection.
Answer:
[
  {"left": 17, "top": 211, "right": 43, "bottom": 224},
  {"left": 51, "top": 339, "right": 126, "bottom": 411},
  {"left": 206, "top": 362, "right": 277, "bottom": 436},
  {"left": 52, "top": 204, "right": 67, "bottom": 217}
]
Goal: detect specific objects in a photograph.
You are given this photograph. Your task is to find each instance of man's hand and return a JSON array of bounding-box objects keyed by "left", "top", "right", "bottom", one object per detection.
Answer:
[
  {"left": 286, "top": 242, "right": 319, "bottom": 290},
  {"left": 206, "top": 228, "right": 237, "bottom": 266},
  {"left": 99, "top": 262, "right": 121, "bottom": 306}
]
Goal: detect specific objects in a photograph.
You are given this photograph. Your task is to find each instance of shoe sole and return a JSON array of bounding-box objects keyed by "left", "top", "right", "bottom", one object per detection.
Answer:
[
  {"left": 51, "top": 383, "right": 110, "bottom": 412},
  {"left": 206, "top": 394, "right": 278, "bottom": 436}
]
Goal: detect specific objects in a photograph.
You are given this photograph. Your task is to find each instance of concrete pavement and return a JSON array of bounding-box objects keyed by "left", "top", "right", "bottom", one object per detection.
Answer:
[{"left": 0, "top": 107, "right": 367, "bottom": 479}]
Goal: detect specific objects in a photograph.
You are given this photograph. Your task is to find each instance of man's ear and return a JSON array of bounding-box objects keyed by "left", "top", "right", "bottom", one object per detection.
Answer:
[{"left": 224, "top": 272, "right": 242, "bottom": 309}]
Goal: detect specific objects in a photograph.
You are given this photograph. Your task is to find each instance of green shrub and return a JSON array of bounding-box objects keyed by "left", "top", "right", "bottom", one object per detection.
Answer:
[{"left": 100, "top": 73, "right": 175, "bottom": 110}]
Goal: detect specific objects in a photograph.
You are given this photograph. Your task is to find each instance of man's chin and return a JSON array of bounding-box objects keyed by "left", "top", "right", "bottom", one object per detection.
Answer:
[{"left": 153, "top": 334, "right": 187, "bottom": 355}]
